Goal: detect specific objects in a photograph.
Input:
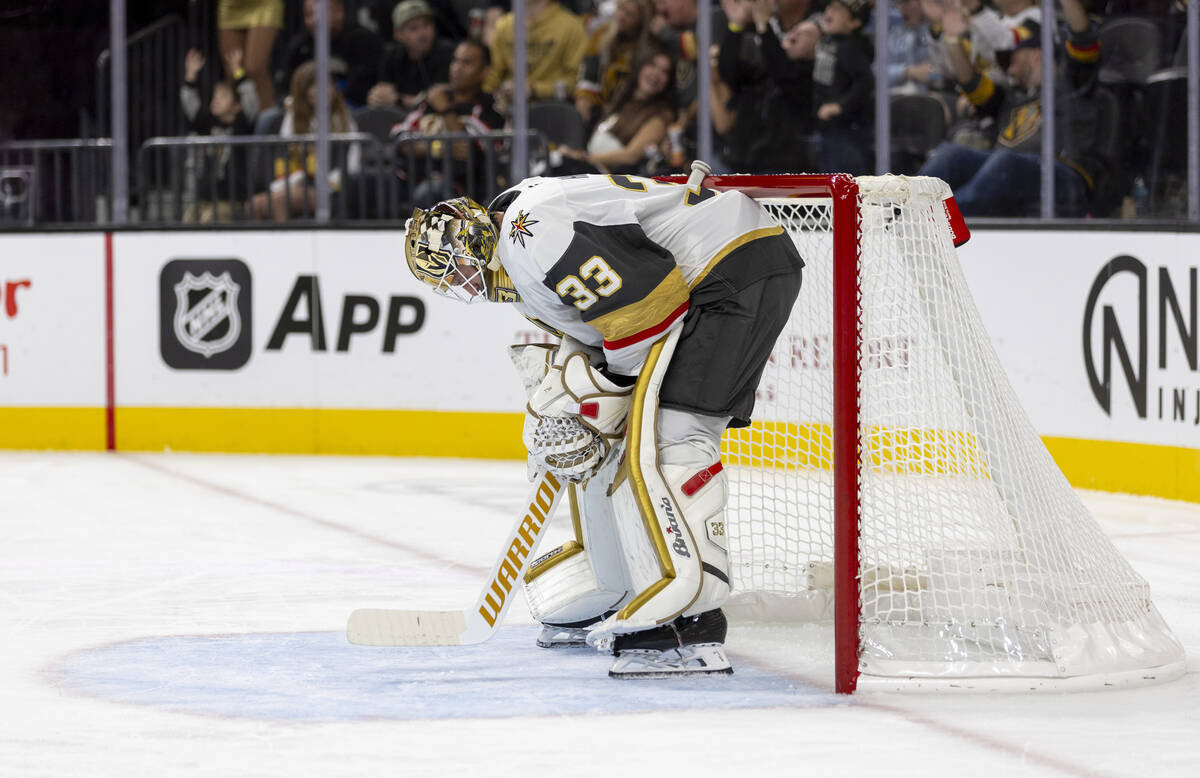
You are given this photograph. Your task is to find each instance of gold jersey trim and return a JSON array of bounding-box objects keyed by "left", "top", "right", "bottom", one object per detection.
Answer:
[
  {"left": 587, "top": 267, "right": 689, "bottom": 344},
  {"left": 616, "top": 335, "right": 677, "bottom": 621},
  {"left": 688, "top": 225, "right": 785, "bottom": 291},
  {"left": 486, "top": 265, "right": 521, "bottom": 303}
]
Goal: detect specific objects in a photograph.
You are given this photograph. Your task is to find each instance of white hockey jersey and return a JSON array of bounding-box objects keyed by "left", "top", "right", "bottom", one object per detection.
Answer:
[{"left": 490, "top": 174, "right": 783, "bottom": 377}]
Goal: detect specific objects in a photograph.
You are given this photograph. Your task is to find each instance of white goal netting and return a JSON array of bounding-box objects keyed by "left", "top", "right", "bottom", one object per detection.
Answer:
[{"left": 721, "top": 175, "right": 1184, "bottom": 690}]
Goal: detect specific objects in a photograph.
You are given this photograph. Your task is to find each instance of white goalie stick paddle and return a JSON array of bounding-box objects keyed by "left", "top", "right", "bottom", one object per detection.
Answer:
[{"left": 346, "top": 469, "right": 566, "bottom": 646}]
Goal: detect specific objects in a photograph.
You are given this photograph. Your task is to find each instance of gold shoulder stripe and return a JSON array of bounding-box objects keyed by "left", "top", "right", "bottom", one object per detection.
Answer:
[
  {"left": 689, "top": 225, "right": 784, "bottom": 290},
  {"left": 587, "top": 267, "right": 689, "bottom": 344}
]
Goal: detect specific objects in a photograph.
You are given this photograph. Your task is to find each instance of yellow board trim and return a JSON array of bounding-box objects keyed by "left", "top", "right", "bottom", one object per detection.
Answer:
[
  {"left": 113, "top": 407, "right": 524, "bottom": 457},
  {"left": 1045, "top": 436, "right": 1200, "bottom": 503},
  {"left": 722, "top": 421, "right": 987, "bottom": 477},
  {"left": 0, "top": 407, "right": 108, "bottom": 450},
  {"left": 5, "top": 407, "right": 1200, "bottom": 503}
]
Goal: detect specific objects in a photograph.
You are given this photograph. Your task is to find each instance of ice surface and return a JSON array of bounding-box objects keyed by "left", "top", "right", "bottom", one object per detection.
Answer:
[{"left": 1, "top": 452, "right": 1196, "bottom": 778}]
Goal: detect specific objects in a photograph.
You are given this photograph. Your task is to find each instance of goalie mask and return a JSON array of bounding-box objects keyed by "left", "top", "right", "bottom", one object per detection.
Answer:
[{"left": 404, "top": 197, "right": 519, "bottom": 303}]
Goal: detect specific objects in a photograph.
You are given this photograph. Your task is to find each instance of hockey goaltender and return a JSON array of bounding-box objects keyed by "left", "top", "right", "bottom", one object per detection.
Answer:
[{"left": 401, "top": 163, "right": 804, "bottom": 677}]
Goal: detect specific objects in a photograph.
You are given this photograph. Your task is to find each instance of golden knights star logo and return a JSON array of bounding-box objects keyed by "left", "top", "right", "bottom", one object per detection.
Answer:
[{"left": 508, "top": 210, "right": 538, "bottom": 248}]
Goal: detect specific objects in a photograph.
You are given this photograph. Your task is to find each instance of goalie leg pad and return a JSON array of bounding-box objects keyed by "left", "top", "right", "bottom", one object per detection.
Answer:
[
  {"left": 585, "top": 332, "right": 732, "bottom": 647},
  {"left": 522, "top": 478, "right": 632, "bottom": 647},
  {"left": 523, "top": 541, "right": 625, "bottom": 627},
  {"left": 657, "top": 409, "right": 732, "bottom": 620}
]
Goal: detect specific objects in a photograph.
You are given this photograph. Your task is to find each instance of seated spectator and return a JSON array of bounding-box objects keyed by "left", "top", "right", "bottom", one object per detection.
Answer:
[
  {"left": 280, "top": 0, "right": 383, "bottom": 108},
  {"left": 216, "top": 0, "right": 283, "bottom": 108},
  {"left": 392, "top": 38, "right": 506, "bottom": 205},
  {"left": 358, "top": 0, "right": 473, "bottom": 41},
  {"left": 549, "top": 48, "right": 677, "bottom": 176},
  {"left": 575, "top": 0, "right": 657, "bottom": 129},
  {"left": 888, "top": 0, "right": 941, "bottom": 95},
  {"left": 813, "top": 0, "right": 874, "bottom": 175},
  {"left": 485, "top": 0, "right": 589, "bottom": 109},
  {"left": 918, "top": 0, "right": 1110, "bottom": 216},
  {"left": 923, "top": 0, "right": 1039, "bottom": 93},
  {"left": 369, "top": 0, "right": 456, "bottom": 110},
  {"left": 252, "top": 61, "right": 362, "bottom": 221},
  {"left": 180, "top": 48, "right": 260, "bottom": 222}
]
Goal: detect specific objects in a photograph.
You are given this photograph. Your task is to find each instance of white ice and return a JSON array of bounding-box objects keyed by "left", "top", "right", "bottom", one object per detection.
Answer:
[{"left": 1, "top": 451, "right": 1197, "bottom": 778}]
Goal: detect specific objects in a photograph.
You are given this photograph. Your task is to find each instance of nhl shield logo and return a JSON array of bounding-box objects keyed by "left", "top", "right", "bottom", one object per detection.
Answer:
[
  {"left": 160, "top": 259, "right": 252, "bottom": 370},
  {"left": 174, "top": 271, "right": 242, "bottom": 357}
]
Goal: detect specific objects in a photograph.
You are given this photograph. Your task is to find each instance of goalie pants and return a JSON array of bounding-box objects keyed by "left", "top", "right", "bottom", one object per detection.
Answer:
[{"left": 660, "top": 230, "right": 805, "bottom": 429}]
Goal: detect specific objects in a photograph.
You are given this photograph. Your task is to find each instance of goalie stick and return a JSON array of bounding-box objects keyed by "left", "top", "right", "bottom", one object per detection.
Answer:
[{"left": 346, "top": 469, "right": 566, "bottom": 646}]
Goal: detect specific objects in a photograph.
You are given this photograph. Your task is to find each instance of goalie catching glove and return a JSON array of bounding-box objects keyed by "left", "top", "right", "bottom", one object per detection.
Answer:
[{"left": 522, "top": 344, "right": 633, "bottom": 482}]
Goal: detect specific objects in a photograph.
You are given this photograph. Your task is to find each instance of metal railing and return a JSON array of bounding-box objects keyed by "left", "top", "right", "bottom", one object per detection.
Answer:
[
  {"left": 0, "top": 139, "right": 113, "bottom": 226},
  {"left": 393, "top": 129, "right": 548, "bottom": 210},
  {"left": 96, "top": 15, "right": 190, "bottom": 160},
  {"left": 131, "top": 129, "right": 548, "bottom": 225},
  {"left": 136, "top": 132, "right": 397, "bottom": 224}
]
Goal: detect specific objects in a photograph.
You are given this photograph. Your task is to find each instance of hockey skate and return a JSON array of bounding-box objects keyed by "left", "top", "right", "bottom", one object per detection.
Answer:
[
  {"left": 609, "top": 609, "right": 733, "bottom": 678},
  {"left": 535, "top": 623, "right": 590, "bottom": 648}
]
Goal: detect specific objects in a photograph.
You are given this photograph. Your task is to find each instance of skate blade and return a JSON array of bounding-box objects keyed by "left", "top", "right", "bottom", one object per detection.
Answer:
[
  {"left": 536, "top": 637, "right": 591, "bottom": 649},
  {"left": 609, "top": 666, "right": 734, "bottom": 679}
]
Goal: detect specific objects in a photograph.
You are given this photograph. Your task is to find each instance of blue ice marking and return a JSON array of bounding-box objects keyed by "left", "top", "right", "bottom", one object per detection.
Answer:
[{"left": 53, "top": 628, "right": 833, "bottom": 721}]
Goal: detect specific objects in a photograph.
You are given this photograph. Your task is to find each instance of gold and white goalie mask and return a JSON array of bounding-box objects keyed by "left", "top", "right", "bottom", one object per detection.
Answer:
[{"left": 403, "top": 197, "right": 519, "bottom": 303}]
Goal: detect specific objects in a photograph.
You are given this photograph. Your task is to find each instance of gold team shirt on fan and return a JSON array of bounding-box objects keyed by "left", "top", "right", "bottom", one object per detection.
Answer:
[{"left": 492, "top": 174, "right": 783, "bottom": 377}]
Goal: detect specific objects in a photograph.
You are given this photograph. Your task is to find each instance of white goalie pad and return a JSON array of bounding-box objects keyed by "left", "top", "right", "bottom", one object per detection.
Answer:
[
  {"left": 508, "top": 342, "right": 557, "bottom": 395},
  {"left": 584, "top": 331, "right": 733, "bottom": 648},
  {"left": 523, "top": 480, "right": 631, "bottom": 626},
  {"left": 522, "top": 542, "right": 624, "bottom": 625}
]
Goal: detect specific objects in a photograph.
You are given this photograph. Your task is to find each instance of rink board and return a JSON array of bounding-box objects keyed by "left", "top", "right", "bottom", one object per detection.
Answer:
[{"left": 0, "top": 227, "right": 1197, "bottom": 500}]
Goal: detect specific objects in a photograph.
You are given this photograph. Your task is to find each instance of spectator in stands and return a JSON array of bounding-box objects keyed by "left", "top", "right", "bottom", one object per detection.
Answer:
[
  {"left": 393, "top": 38, "right": 505, "bottom": 206},
  {"left": 760, "top": 3, "right": 821, "bottom": 171},
  {"left": 918, "top": 0, "right": 1111, "bottom": 216},
  {"left": 369, "top": 0, "right": 456, "bottom": 109},
  {"left": 281, "top": 0, "right": 384, "bottom": 108},
  {"left": 253, "top": 61, "right": 361, "bottom": 221},
  {"left": 550, "top": 48, "right": 677, "bottom": 176},
  {"left": 182, "top": 48, "right": 261, "bottom": 133},
  {"left": 358, "top": 0, "right": 474, "bottom": 41},
  {"left": 712, "top": 0, "right": 773, "bottom": 172},
  {"left": 651, "top": 0, "right": 729, "bottom": 169},
  {"left": 888, "top": 0, "right": 941, "bottom": 95},
  {"left": 923, "top": 0, "right": 1039, "bottom": 92},
  {"left": 813, "top": 0, "right": 875, "bottom": 175},
  {"left": 575, "top": 0, "right": 657, "bottom": 130},
  {"left": 180, "top": 47, "right": 260, "bottom": 222},
  {"left": 712, "top": 0, "right": 817, "bottom": 173},
  {"left": 216, "top": 0, "right": 283, "bottom": 108},
  {"left": 485, "top": 0, "right": 589, "bottom": 109}
]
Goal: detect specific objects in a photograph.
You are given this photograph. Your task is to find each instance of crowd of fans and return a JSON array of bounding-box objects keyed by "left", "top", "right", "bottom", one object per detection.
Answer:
[{"left": 172, "top": 0, "right": 1191, "bottom": 221}]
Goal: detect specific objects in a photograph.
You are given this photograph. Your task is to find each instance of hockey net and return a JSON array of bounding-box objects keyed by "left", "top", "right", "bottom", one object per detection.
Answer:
[{"left": 695, "top": 174, "right": 1184, "bottom": 692}]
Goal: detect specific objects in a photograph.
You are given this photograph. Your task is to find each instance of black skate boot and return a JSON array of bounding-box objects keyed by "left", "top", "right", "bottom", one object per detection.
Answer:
[{"left": 609, "top": 609, "right": 733, "bottom": 678}]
